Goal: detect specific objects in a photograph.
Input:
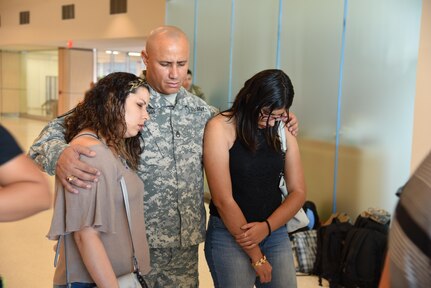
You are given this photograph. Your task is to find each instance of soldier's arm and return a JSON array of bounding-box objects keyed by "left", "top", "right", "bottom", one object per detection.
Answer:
[
  {"left": 287, "top": 112, "right": 299, "bottom": 136},
  {"left": 28, "top": 117, "right": 68, "bottom": 175},
  {"left": 29, "top": 116, "right": 100, "bottom": 193}
]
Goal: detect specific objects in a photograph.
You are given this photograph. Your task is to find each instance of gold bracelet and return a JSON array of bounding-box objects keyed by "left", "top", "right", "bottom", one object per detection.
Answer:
[{"left": 251, "top": 255, "right": 267, "bottom": 267}]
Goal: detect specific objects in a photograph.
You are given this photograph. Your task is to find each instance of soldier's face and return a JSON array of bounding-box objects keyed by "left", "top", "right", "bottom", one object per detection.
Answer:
[{"left": 143, "top": 36, "right": 189, "bottom": 95}]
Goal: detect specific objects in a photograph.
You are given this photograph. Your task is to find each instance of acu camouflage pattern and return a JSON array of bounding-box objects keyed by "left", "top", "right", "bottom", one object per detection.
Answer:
[
  {"left": 189, "top": 84, "right": 205, "bottom": 101},
  {"left": 139, "top": 85, "right": 213, "bottom": 248},
  {"left": 28, "top": 114, "right": 69, "bottom": 175}
]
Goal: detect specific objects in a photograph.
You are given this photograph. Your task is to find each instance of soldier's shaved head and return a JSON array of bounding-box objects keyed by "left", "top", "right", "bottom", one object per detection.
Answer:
[{"left": 141, "top": 26, "right": 190, "bottom": 95}]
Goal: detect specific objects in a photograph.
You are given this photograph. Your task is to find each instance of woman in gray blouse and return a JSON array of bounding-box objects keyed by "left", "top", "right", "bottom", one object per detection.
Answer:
[{"left": 48, "top": 72, "right": 151, "bottom": 288}]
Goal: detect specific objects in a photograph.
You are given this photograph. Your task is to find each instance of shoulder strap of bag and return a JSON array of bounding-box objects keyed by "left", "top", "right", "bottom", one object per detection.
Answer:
[
  {"left": 119, "top": 176, "right": 141, "bottom": 273},
  {"left": 278, "top": 123, "right": 287, "bottom": 152}
]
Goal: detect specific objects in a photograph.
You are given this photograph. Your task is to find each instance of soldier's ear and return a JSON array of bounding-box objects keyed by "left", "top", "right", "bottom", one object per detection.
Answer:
[{"left": 141, "top": 50, "right": 149, "bottom": 66}]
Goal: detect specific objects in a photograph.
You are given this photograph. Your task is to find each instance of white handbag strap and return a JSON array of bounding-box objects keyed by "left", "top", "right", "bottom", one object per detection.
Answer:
[
  {"left": 279, "top": 123, "right": 287, "bottom": 181},
  {"left": 120, "top": 176, "right": 140, "bottom": 272},
  {"left": 278, "top": 123, "right": 287, "bottom": 152}
]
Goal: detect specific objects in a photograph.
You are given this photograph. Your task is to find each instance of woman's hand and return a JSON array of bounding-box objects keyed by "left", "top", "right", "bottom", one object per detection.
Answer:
[
  {"left": 234, "top": 222, "right": 269, "bottom": 249},
  {"left": 253, "top": 258, "right": 272, "bottom": 283}
]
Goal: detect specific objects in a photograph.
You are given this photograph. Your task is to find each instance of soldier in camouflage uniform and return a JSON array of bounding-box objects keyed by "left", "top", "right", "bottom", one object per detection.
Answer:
[
  {"left": 29, "top": 26, "right": 298, "bottom": 287},
  {"left": 183, "top": 69, "right": 205, "bottom": 101}
]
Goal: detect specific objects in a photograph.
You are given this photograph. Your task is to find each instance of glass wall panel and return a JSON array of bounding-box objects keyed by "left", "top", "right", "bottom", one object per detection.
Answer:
[
  {"left": 165, "top": 0, "right": 422, "bottom": 220},
  {"left": 23, "top": 50, "right": 58, "bottom": 119},
  {"left": 337, "top": 0, "right": 421, "bottom": 216},
  {"left": 166, "top": 0, "right": 232, "bottom": 110},
  {"left": 129, "top": 55, "right": 145, "bottom": 76},
  {"left": 231, "top": 0, "right": 279, "bottom": 102},
  {"left": 195, "top": 0, "right": 232, "bottom": 110},
  {"left": 97, "top": 51, "right": 111, "bottom": 79},
  {"left": 96, "top": 50, "right": 145, "bottom": 79},
  {"left": 112, "top": 52, "right": 127, "bottom": 73},
  {"left": 280, "top": 0, "right": 344, "bottom": 217}
]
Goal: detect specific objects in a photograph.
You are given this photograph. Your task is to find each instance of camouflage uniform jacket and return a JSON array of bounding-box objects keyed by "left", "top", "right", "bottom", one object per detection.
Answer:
[
  {"left": 139, "top": 86, "right": 213, "bottom": 248},
  {"left": 28, "top": 85, "right": 214, "bottom": 249},
  {"left": 189, "top": 84, "right": 205, "bottom": 101}
]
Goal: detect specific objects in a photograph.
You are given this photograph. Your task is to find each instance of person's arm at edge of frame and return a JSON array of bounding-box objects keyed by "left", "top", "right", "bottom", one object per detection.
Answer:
[
  {"left": 378, "top": 254, "right": 391, "bottom": 288},
  {"left": 28, "top": 114, "right": 99, "bottom": 193},
  {"left": 203, "top": 117, "right": 272, "bottom": 283},
  {"left": 0, "top": 153, "right": 51, "bottom": 222}
]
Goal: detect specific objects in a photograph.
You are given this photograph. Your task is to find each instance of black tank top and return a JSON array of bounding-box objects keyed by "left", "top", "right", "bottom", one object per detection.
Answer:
[{"left": 209, "top": 129, "right": 284, "bottom": 222}]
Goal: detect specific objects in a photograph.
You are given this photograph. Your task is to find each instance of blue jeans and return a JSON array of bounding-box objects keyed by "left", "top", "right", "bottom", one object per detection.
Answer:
[{"left": 205, "top": 215, "right": 297, "bottom": 288}]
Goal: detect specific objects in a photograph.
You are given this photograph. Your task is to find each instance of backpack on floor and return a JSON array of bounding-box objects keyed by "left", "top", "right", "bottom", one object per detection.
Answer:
[
  {"left": 313, "top": 214, "right": 353, "bottom": 287},
  {"left": 339, "top": 211, "right": 390, "bottom": 288}
]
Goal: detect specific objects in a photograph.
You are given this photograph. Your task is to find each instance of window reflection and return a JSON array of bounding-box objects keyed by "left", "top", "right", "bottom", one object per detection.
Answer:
[{"left": 96, "top": 50, "right": 144, "bottom": 80}]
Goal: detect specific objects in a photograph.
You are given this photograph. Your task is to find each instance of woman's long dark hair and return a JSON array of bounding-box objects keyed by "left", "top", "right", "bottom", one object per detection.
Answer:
[
  {"left": 222, "top": 69, "right": 294, "bottom": 152},
  {"left": 64, "top": 72, "right": 147, "bottom": 170}
]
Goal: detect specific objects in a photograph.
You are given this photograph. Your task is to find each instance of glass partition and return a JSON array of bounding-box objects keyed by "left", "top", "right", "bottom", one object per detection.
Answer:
[
  {"left": 96, "top": 50, "right": 145, "bottom": 80},
  {"left": 336, "top": 0, "right": 421, "bottom": 216},
  {"left": 22, "top": 50, "right": 58, "bottom": 119},
  {"left": 280, "top": 0, "right": 344, "bottom": 216},
  {"left": 167, "top": 0, "right": 422, "bottom": 220}
]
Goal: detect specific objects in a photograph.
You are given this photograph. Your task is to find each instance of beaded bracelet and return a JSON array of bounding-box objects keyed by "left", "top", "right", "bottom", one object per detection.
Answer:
[
  {"left": 252, "top": 255, "right": 267, "bottom": 267},
  {"left": 264, "top": 219, "right": 272, "bottom": 237}
]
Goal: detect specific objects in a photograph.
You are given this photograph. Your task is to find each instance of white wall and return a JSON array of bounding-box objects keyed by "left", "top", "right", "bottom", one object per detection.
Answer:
[{"left": 0, "top": 0, "right": 165, "bottom": 48}]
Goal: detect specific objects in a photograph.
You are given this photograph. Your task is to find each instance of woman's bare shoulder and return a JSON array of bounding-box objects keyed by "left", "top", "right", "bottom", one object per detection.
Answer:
[
  {"left": 207, "top": 113, "right": 234, "bottom": 128},
  {"left": 205, "top": 113, "right": 236, "bottom": 147},
  {"left": 207, "top": 114, "right": 235, "bottom": 132},
  {"left": 69, "top": 133, "right": 103, "bottom": 147}
]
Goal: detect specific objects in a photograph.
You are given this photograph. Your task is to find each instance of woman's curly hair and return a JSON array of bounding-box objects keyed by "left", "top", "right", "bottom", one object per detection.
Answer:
[{"left": 64, "top": 72, "right": 148, "bottom": 170}]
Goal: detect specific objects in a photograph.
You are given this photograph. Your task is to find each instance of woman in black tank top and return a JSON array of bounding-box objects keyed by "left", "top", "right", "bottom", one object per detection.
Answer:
[{"left": 204, "top": 69, "right": 306, "bottom": 288}]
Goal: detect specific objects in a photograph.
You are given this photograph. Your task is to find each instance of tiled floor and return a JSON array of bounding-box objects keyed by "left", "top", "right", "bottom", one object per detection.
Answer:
[{"left": 0, "top": 116, "right": 324, "bottom": 287}]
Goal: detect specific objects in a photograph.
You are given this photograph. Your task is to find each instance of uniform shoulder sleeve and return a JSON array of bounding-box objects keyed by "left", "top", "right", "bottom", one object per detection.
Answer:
[{"left": 28, "top": 117, "right": 67, "bottom": 175}]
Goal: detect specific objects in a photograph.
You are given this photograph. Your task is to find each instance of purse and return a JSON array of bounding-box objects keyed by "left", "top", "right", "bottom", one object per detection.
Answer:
[
  {"left": 117, "top": 272, "right": 147, "bottom": 288},
  {"left": 278, "top": 124, "right": 309, "bottom": 233}
]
